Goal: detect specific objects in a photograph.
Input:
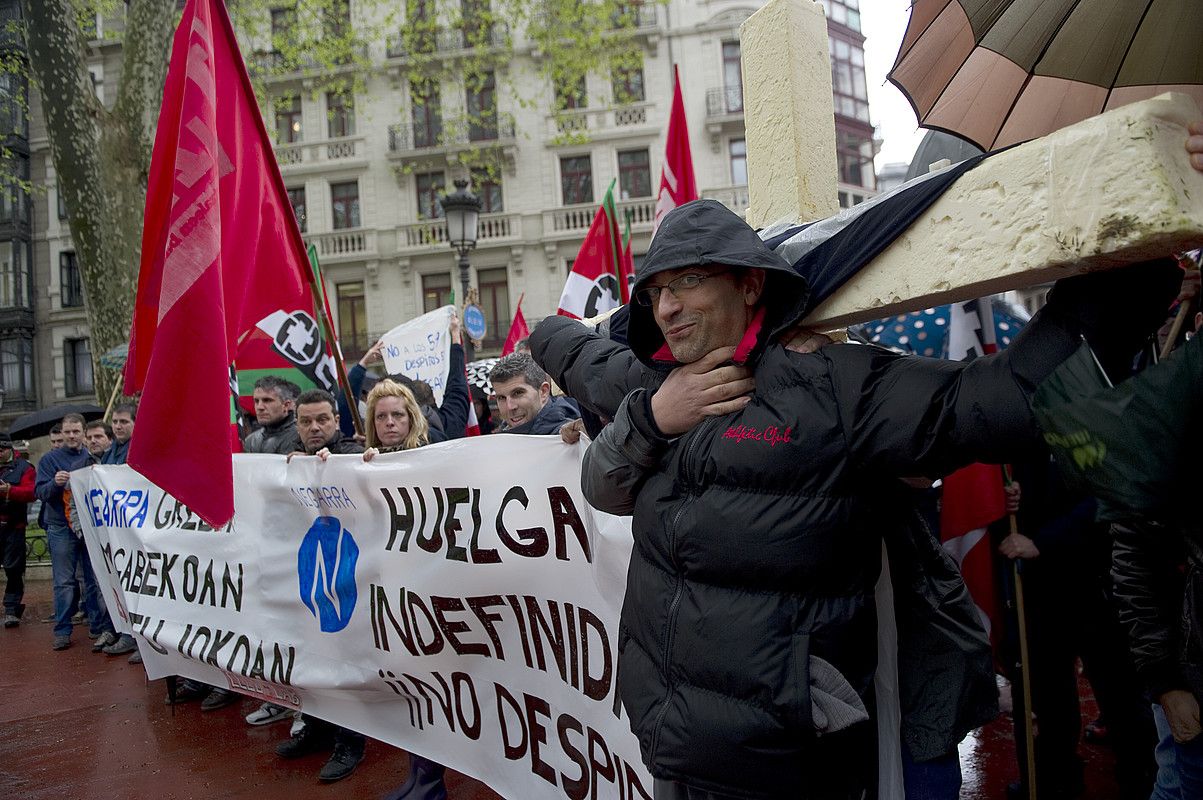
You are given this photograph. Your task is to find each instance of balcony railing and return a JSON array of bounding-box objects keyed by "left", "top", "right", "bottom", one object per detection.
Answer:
[
  {"left": 249, "top": 43, "right": 369, "bottom": 75},
  {"left": 305, "top": 228, "right": 377, "bottom": 260},
  {"left": 706, "top": 86, "right": 744, "bottom": 117},
  {"left": 386, "top": 21, "right": 509, "bottom": 59},
  {"left": 701, "top": 185, "right": 750, "bottom": 214},
  {"left": 388, "top": 114, "right": 515, "bottom": 155},
  {"left": 545, "top": 197, "right": 655, "bottom": 235},
  {"left": 547, "top": 103, "right": 652, "bottom": 137},
  {"left": 275, "top": 136, "right": 367, "bottom": 169},
  {"left": 398, "top": 213, "right": 520, "bottom": 251}
]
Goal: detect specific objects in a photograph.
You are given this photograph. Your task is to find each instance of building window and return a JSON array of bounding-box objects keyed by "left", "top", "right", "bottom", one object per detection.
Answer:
[
  {"left": 276, "top": 96, "right": 302, "bottom": 144},
  {"left": 330, "top": 180, "right": 360, "bottom": 229},
  {"left": 0, "top": 335, "right": 32, "bottom": 405},
  {"left": 327, "top": 92, "right": 355, "bottom": 138},
  {"left": 287, "top": 186, "right": 307, "bottom": 233},
  {"left": 555, "top": 75, "right": 587, "bottom": 111},
  {"left": 722, "top": 41, "right": 743, "bottom": 113},
  {"left": 57, "top": 181, "right": 68, "bottom": 220},
  {"left": 837, "top": 129, "right": 874, "bottom": 189},
  {"left": 477, "top": 267, "right": 509, "bottom": 349},
  {"left": 560, "top": 155, "right": 592, "bottom": 205},
  {"left": 829, "top": 35, "right": 869, "bottom": 123},
  {"left": 60, "top": 251, "right": 83, "bottom": 308},
  {"left": 821, "top": 0, "right": 861, "bottom": 32},
  {"left": 65, "top": 337, "right": 93, "bottom": 397},
  {"left": 324, "top": 0, "right": 350, "bottom": 42},
  {"left": 611, "top": 58, "right": 645, "bottom": 104},
  {"left": 467, "top": 70, "right": 497, "bottom": 141},
  {"left": 0, "top": 72, "right": 27, "bottom": 140},
  {"left": 471, "top": 168, "right": 503, "bottom": 213},
  {"left": 422, "top": 272, "right": 453, "bottom": 312},
  {"left": 0, "top": 239, "right": 30, "bottom": 309},
  {"left": 270, "top": 7, "right": 296, "bottom": 53},
  {"left": 617, "top": 149, "right": 651, "bottom": 199},
  {"left": 0, "top": 154, "right": 29, "bottom": 225},
  {"left": 411, "top": 80, "right": 442, "bottom": 148},
  {"left": 415, "top": 171, "right": 446, "bottom": 220},
  {"left": 336, "top": 281, "right": 368, "bottom": 358},
  {"left": 729, "top": 138, "right": 748, "bottom": 185}
]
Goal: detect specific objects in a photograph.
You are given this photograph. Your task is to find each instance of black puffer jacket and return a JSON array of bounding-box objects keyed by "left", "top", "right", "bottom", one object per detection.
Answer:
[{"left": 540, "top": 200, "right": 1179, "bottom": 797}]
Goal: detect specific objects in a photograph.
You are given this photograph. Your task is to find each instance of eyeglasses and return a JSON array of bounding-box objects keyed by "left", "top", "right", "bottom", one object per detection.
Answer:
[{"left": 634, "top": 269, "right": 732, "bottom": 307}]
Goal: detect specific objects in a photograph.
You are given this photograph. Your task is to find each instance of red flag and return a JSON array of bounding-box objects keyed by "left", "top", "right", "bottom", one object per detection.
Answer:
[
  {"left": 652, "top": 65, "right": 698, "bottom": 236},
  {"left": 501, "top": 294, "right": 529, "bottom": 356},
  {"left": 125, "top": 0, "right": 316, "bottom": 527},
  {"left": 940, "top": 463, "right": 1006, "bottom": 650},
  {"left": 557, "top": 180, "right": 628, "bottom": 319}
]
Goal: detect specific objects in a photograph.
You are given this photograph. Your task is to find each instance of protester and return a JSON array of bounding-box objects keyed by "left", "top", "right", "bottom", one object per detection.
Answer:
[
  {"left": 48, "top": 425, "right": 63, "bottom": 450},
  {"left": 35, "top": 413, "right": 116, "bottom": 652},
  {"left": 97, "top": 401, "right": 140, "bottom": 659},
  {"left": 242, "top": 376, "right": 302, "bottom": 455},
  {"left": 0, "top": 432, "right": 35, "bottom": 628},
  {"left": 83, "top": 421, "right": 112, "bottom": 459},
  {"left": 489, "top": 354, "right": 579, "bottom": 435},
  {"left": 532, "top": 199, "right": 1181, "bottom": 798},
  {"left": 357, "top": 379, "right": 448, "bottom": 800},
  {"left": 270, "top": 389, "right": 367, "bottom": 783}
]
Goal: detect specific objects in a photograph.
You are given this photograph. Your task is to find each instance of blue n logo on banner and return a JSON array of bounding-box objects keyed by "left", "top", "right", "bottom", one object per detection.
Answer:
[{"left": 297, "top": 517, "right": 359, "bottom": 633}]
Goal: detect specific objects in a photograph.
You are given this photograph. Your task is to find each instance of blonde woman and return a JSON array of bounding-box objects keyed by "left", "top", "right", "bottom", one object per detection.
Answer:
[{"left": 362, "top": 380, "right": 429, "bottom": 461}]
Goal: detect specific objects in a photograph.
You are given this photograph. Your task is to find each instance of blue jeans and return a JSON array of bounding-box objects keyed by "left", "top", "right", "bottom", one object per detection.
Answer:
[
  {"left": 1152, "top": 702, "right": 1203, "bottom": 800},
  {"left": 902, "top": 748, "right": 962, "bottom": 800},
  {"left": 47, "top": 525, "right": 112, "bottom": 638}
]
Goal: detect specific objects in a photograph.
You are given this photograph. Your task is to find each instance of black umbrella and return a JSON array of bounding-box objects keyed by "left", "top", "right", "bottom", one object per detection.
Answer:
[{"left": 8, "top": 403, "right": 106, "bottom": 440}]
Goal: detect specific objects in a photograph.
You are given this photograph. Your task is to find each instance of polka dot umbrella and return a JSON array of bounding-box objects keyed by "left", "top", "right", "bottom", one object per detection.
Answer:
[{"left": 852, "top": 298, "right": 1030, "bottom": 358}]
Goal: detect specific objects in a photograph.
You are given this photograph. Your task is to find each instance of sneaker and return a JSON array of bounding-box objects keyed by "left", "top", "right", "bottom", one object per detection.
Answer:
[
  {"left": 102, "top": 634, "right": 137, "bottom": 656},
  {"left": 91, "top": 631, "right": 118, "bottom": 652},
  {"left": 72, "top": 611, "right": 85, "bottom": 624},
  {"left": 41, "top": 613, "right": 56, "bottom": 624},
  {"left": 276, "top": 724, "right": 333, "bottom": 759},
  {"left": 318, "top": 738, "right": 365, "bottom": 782},
  {"left": 290, "top": 712, "right": 305, "bottom": 736},
  {"left": 52, "top": 635, "right": 71, "bottom": 651},
  {"left": 200, "top": 688, "right": 239, "bottom": 711},
  {"left": 164, "top": 679, "right": 208, "bottom": 705},
  {"left": 246, "top": 702, "right": 291, "bottom": 726},
  {"left": 128, "top": 651, "right": 143, "bottom": 665},
  {"left": 4, "top": 614, "right": 18, "bottom": 628}
]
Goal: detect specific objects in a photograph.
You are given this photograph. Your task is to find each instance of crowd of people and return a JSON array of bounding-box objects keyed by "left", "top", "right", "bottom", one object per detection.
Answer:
[{"left": 1, "top": 129, "right": 1201, "bottom": 800}]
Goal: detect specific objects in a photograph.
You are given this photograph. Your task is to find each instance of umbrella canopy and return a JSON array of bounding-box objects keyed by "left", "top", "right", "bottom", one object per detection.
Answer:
[
  {"left": 853, "top": 298, "right": 1029, "bottom": 358},
  {"left": 98, "top": 341, "right": 129, "bottom": 371},
  {"left": 889, "top": 0, "right": 1203, "bottom": 151},
  {"left": 9, "top": 403, "right": 105, "bottom": 440}
]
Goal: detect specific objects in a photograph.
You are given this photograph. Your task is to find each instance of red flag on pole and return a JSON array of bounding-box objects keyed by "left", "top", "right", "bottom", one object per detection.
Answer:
[
  {"left": 501, "top": 294, "right": 529, "bottom": 356},
  {"left": 557, "top": 180, "right": 628, "bottom": 319},
  {"left": 124, "top": 0, "right": 317, "bottom": 527},
  {"left": 940, "top": 463, "right": 1007, "bottom": 650},
  {"left": 652, "top": 65, "right": 698, "bottom": 236}
]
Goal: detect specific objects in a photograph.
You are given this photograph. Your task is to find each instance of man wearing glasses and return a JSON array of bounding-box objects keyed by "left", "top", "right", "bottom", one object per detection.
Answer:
[{"left": 533, "top": 198, "right": 1183, "bottom": 799}]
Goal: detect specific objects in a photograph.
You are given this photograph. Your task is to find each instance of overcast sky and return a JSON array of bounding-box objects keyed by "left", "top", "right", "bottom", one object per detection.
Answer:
[{"left": 860, "top": 0, "right": 926, "bottom": 172}]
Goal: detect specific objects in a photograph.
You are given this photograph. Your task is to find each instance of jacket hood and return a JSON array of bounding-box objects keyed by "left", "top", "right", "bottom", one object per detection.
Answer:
[{"left": 629, "top": 200, "right": 809, "bottom": 367}]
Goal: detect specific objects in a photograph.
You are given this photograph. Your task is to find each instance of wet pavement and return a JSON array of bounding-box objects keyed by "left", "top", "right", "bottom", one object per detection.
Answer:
[{"left": 1, "top": 579, "right": 1126, "bottom": 799}]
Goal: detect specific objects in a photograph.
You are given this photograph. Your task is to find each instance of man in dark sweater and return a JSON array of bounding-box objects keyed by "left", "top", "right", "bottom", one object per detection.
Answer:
[
  {"left": 489, "top": 354, "right": 579, "bottom": 436},
  {"left": 0, "top": 433, "right": 35, "bottom": 628},
  {"left": 272, "top": 389, "right": 367, "bottom": 783},
  {"left": 35, "top": 412, "right": 115, "bottom": 651}
]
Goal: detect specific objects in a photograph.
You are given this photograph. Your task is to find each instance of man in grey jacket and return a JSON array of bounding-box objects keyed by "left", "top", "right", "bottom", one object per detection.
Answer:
[{"left": 242, "top": 376, "right": 301, "bottom": 455}]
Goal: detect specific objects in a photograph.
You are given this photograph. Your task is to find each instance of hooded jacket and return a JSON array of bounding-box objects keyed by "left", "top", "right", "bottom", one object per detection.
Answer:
[{"left": 557, "top": 200, "right": 1179, "bottom": 797}]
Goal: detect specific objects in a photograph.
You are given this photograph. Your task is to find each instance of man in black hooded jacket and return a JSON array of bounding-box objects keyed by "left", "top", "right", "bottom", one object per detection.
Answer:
[{"left": 533, "top": 199, "right": 1181, "bottom": 800}]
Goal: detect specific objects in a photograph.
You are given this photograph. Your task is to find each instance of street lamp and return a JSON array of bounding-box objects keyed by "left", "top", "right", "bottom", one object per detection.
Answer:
[{"left": 440, "top": 178, "right": 482, "bottom": 359}]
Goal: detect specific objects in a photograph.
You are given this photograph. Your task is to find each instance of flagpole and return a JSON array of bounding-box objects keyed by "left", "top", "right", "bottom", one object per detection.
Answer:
[
  {"left": 1003, "top": 465, "right": 1038, "bottom": 800},
  {"left": 306, "top": 245, "right": 363, "bottom": 436}
]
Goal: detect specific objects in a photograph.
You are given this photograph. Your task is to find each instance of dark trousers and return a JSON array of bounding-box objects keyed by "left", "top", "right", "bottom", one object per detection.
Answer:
[{"left": 1, "top": 526, "right": 25, "bottom": 614}]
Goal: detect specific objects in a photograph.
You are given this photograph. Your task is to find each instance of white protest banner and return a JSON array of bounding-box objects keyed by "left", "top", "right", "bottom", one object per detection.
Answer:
[
  {"left": 380, "top": 305, "right": 454, "bottom": 404},
  {"left": 74, "top": 437, "right": 652, "bottom": 800}
]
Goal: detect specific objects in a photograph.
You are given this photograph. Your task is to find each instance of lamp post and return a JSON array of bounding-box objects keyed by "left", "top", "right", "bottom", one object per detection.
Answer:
[{"left": 440, "top": 178, "right": 482, "bottom": 361}]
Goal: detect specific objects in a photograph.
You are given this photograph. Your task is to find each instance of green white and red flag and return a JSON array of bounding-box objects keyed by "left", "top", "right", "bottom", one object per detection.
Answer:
[
  {"left": 124, "top": 0, "right": 331, "bottom": 526},
  {"left": 556, "top": 179, "right": 633, "bottom": 319}
]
